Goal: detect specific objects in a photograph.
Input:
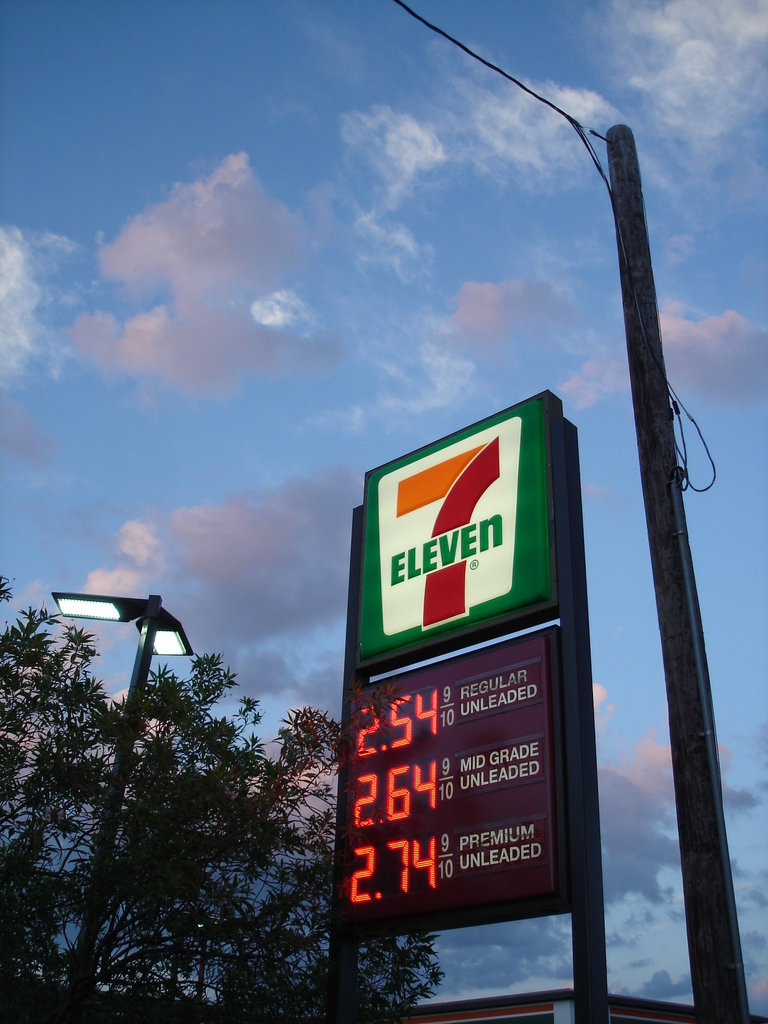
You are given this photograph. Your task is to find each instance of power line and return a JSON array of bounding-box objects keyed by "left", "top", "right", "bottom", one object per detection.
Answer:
[
  {"left": 389, "top": 0, "right": 715, "bottom": 492},
  {"left": 390, "top": 1, "right": 611, "bottom": 191}
]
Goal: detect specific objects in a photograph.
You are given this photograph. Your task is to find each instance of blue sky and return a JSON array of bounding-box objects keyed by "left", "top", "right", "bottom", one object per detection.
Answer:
[{"left": 1, "top": 0, "right": 766, "bottom": 1011}]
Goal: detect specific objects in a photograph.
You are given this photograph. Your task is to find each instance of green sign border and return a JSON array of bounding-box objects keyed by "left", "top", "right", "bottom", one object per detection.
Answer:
[{"left": 359, "top": 393, "right": 558, "bottom": 667}]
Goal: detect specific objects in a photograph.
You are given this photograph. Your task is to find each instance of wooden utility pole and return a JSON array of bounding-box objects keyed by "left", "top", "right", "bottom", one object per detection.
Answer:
[{"left": 606, "top": 124, "right": 749, "bottom": 1023}]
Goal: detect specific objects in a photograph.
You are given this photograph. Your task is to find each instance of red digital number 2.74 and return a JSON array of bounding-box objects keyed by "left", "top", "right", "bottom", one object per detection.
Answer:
[{"left": 350, "top": 845, "right": 376, "bottom": 903}]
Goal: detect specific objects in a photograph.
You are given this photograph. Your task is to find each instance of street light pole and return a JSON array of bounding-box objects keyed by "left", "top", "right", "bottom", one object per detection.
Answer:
[
  {"left": 108, "top": 594, "right": 160, "bottom": 802},
  {"left": 48, "top": 593, "right": 191, "bottom": 1024}
]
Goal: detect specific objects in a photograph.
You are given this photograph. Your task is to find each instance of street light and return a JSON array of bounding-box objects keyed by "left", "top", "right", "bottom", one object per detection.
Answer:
[
  {"left": 49, "top": 592, "right": 193, "bottom": 1023},
  {"left": 52, "top": 591, "right": 193, "bottom": 659}
]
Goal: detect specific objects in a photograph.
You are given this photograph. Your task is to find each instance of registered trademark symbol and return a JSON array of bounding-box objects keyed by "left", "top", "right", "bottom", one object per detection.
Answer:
[{"left": 469, "top": 559, "right": 479, "bottom": 570}]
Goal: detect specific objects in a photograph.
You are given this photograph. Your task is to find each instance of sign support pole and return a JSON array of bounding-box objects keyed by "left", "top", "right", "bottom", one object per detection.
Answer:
[
  {"left": 331, "top": 398, "right": 609, "bottom": 1020},
  {"left": 606, "top": 123, "right": 749, "bottom": 1023},
  {"left": 551, "top": 416, "right": 609, "bottom": 1024},
  {"left": 328, "top": 506, "right": 363, "bottom": 1024}
]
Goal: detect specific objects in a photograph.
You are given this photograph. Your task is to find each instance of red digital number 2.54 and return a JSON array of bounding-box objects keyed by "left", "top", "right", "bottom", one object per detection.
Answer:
[{"left": 356, "top": 689, "right": 438, "bottom": 758}]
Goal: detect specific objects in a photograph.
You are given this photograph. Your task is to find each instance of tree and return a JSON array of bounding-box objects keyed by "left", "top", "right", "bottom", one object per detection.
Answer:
[{"left": 0, "top": 578, "right": 442, "bottom": 1022}]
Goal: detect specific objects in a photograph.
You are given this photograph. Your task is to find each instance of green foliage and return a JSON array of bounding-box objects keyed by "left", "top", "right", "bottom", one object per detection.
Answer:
[{"left": 0, "top": 578, "right": 441, "bottom": 1022}]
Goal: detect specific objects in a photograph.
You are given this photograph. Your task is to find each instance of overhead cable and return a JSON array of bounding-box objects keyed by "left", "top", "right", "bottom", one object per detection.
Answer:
[{"left": 389, "top": 0, "right": 715, "bottom": 492}]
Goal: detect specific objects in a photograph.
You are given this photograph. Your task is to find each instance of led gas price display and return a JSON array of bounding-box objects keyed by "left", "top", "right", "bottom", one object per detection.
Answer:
[{"left": 342, "top": 630, "right": 564, "bottom": 928}]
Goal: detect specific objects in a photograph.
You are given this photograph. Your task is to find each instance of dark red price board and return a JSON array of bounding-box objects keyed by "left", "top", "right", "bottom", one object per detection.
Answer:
[{"left": 341, "top": 628, "right": 565, "bottom": 929}]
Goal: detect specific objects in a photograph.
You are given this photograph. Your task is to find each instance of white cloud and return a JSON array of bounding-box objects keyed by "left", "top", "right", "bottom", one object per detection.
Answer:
[
  {"left": 0, "top": 227, "right": 40, "bottom": 380},
  {"left": 308, "top": 403, "right": 367, "bottom": 434},
  {"left": 352, "top": 210, "right": 431, "bottom": 282},
  {"left": 337, "top": 78, "right": 617, "bottom": 281},
  {"left": 69, "top": 154, "right": 342, "bottom": 394},
  {"left": 397, "top": 341, "right": 473, "bottom": 410},
  {"left": 447, "top": 74, "right": 618, "bottom": 187},
  {"left": 340, "top": 0, "right": 764, "bottom": 199},
  {"left": 337, "top": 110, "right": 440, "bottom": 276},
  {"left": 664, "top": 234, "right": 696, "bottom": 266},
  {"left": 372, "top": 341, "right": 477, "bottom": 421},
  {"left": 250, "top": 290, "right": 319, "bottom": 331},
  {"left": 0, "top": 226, "right": 75, "bottom": 385},
  {"left": 604, "top": 0, "right": 768, "bottom": 163},
  {"left": 340, "top": 105, "right": 446, "bottom": 209},
  {"left": 340, "top": 80, "right": 617, "bottom": 208},
  {"left": 70, "top": 305, "right": 342, "bottom": 396},
  {"left": 312, "top": 339, "right": 476, "bottom": 431},
  {"left": 598, "top": 709, "right": 759, "bottom": 909},
  {"left": 338, "top": 78, "right": 617, "bottom": 281}
]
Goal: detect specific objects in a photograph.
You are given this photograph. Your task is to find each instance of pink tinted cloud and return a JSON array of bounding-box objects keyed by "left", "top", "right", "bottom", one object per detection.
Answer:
[
  {"left": 598, "top": 720, "right": 758, "bottom": 904},
  {"left": 599, "top": 728, "right": 679, "bottom": 902},
  {"left": 0, "top": 398, "right": 53, "bottom": 466},
  {"left": 166, "top": 465, "right": 361, "bottom": 652},
  {"left": 560, "top": 357, "right": 628, "bottom": 408},
  {"left": 82, "top": 521, "right": 165, "bottom": 598},
  {"left": 69, "top": 153, "right": 342, "bottom": 394},
  {"left": 83, "top": 564, "right": 152, "bottom": 599},
  {"left": 73, "top": 467, "right": 361, "bottom": 697},
  {"left": 660, "top": 300, "right": 768, "bottom": 402},
  {"left": 98, "top": 153, "right": 299, "bottom": 302},
  {"left": 70, "top": 304, "right": 341, "bottom": 396},
  {"left": 449, "top": 278, "right": 578, "bottom": 351},
  {"left": 559, "top": 299, "right": 767, "bottom": 409},
  {"left": 593, "top": 683, "right": 616, "bottom": 736}
]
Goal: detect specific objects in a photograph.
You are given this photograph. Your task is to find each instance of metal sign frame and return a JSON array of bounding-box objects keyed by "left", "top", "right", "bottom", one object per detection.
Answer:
[{"left": 328, "top": 394, "right": 608, "bottom": 1024}]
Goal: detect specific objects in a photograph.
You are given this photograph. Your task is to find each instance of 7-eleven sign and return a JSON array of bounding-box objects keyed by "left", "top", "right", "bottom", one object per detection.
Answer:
[{"left": 359, "top": 397, "right": 555, "bottom": 665}]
